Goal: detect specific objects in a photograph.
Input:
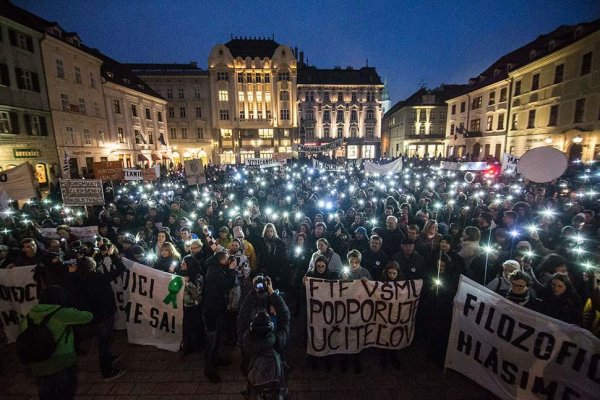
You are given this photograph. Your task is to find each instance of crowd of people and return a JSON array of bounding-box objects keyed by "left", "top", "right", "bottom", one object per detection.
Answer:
[{"left": 2, "top": 155, "right": 600, "bottom": 399}]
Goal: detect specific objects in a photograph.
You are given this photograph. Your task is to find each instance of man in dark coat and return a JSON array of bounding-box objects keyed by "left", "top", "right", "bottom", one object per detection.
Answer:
[
  {"left": 362, "top": 235, "right": 390, "bottom": 279},
  {"left": 381, "top": 216, "right": 405, "bottom": 257},
  {"left": 255, "top": 223, "right": 288, "bottom": 288},
  {"left": 392, "top": 238, "right": 425, "bottom": 280},
  {"left": 202, "top": 250, "right": 238, "bottom": 383}
]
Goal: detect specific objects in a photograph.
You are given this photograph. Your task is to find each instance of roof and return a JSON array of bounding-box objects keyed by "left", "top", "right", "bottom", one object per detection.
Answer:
[
  {"left": 126, "top": 63, "right": 208, "bottom": 76},
  {"left": 298, "top": 66, "right": 383, "bottom": 85},
  {"left": 384, "top": 84, "right": 467, "bottom": 118},
  {"left": 224, "top": 37, "right": 280, "bottom": 59},
  {"left": 99, "top": 56, "right": 163, "bottom": 99},
  {"left": 1, "top": 1, "right": 163, "bottom": 99},
  {"left": 457, "top": 17, "right": 600, "bottom": 95}
]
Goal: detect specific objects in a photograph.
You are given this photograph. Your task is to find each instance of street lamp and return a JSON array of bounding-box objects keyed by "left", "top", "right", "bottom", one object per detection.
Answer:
[
  {"left": 544, "top": 137, "right": 553, "bottom": 144},
  {"left": 573, "top": 135, "right": 583, "bottom": 144}
]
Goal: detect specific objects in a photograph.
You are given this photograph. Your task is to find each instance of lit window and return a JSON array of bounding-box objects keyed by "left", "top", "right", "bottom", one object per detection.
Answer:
[{"left": 219, "top": 90, "right": 229, "bottom": 102}]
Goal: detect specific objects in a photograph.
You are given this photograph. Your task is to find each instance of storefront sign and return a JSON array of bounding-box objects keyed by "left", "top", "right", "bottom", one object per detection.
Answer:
[{"left": 13, "top": 148, "right": 41, "bottom": 158}]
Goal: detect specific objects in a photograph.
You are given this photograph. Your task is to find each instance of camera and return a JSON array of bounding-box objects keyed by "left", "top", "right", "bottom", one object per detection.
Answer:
[{"left": 254, "top": 274, "right": 267, "bottom": 293}]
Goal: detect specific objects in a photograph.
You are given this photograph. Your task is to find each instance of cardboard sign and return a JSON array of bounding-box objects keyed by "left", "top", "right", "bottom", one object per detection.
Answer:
[
  {"left": 0, "top": 163, "right": 37, "bottom": 200},
  {"left": 184, "top": 159, "right": 206, "bottom": 185},
  {"left": 93, "top": 161, "right": 123, "bottom": 181},
  {"left": 60, "top": 179, "right": 104, "bottom": 206},
  {"left": 123, "top": 169, "right": 144, "bottom": 181}
]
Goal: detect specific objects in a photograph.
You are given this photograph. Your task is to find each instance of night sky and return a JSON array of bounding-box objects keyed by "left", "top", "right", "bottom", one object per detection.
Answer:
[{"left": 14, "top": 0, "right": 600, "bottom": 102}]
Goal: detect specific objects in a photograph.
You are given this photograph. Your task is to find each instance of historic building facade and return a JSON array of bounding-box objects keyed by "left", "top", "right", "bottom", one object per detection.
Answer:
[
  {"left": 208, "top": 37, "right": 298, "bottom": 164},
  {"left": 445, "top": 18, "right": 600, "bottom": 162},
  {"left": 383, "top": 85, "right": 463, "bottom": 158},
  {"left": 297, "top": 64, "right": 384, "bottom": 159},
  {"left": 100, "top": 56, "right": 168, "bottom": 169},
  {"left": 127, "top": 63, "right": 211, "bottom": 166},
  {"left": 0, "top": 3, "right": 58, "bottom": 187},
  {"left": 506, "top": 22, "right": 600, "bottom": 162}
]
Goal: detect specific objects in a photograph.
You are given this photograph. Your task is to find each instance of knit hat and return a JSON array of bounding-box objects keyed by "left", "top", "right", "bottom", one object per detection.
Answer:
[
  {"left": 233, "top": 226, "right": 244, "bottom": 239},
  {"left": 250, "top": 311, "right": 274, "bottom": 337},
  {"left": 355, "top": 227, "right": 367, "bottom": 236},
  {"left": 516, "top": 241, "right": 531, "bottom": 251},
  {"left": 502, "top": 260, "right": 521, "bottom": 271}
]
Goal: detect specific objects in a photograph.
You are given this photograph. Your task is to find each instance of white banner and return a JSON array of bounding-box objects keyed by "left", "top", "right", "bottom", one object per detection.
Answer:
[
  {"left": 0, "top": 163, "right": 36, "bottom": 200},
  {"left": 445, "top": 276, "right": 600, "bottom": 400},
  {"left": 123, "top": 169, "right": 143, "bottom": 181},
  {"left": 296, "top": 138, "right": 344, "bottom": 153},
  {"left": 0, "top": 265, "right": 37, "bottom": 343},
  {"left": 0, "top": 260, "right": 183, "bottom": 352},
  {"left": 39, "top": 226, "right": 98, "bottom": 241},
  {"left": 363, "top": 157, "right": 403, "bottom": 175},
  {"left": 440, "top": 161, "right": 488, "bottom": 171},
  {"left": 501, "top": 154, "right": 520, "bottom": 176},
  {"left": 306, "top": 278, "right": 422, "bottom": 356},
  {"left": 245, "top": 158, "right": 286, "bottom": 169},
  {"left": 121, "top": 258, "right": 183, "bottom": 352},
  {"left": 312, "top": 159, "right": 345, "bottom": 172}
]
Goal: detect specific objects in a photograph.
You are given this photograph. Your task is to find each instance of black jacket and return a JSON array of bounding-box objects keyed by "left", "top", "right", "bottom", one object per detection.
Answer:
[
  {"left": 392, "top": 251, "right": 425, "bottom": 281},
  {"left": 237, "top": 291, "right": 290, "bottom": 353},
  {"left": 202, "top": 254, "right": 237, "bottom": 315},
  {"left": 67, "top": 257, "right": 125, "bottom": 322},
  {"left": 362, "top": 249, "right": 390, "bottom": 279},
  {"left": 256, "top": 237, "right": 288, "bottom": 282}
]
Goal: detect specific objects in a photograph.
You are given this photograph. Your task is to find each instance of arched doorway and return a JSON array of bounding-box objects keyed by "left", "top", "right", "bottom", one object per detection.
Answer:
[{"left": 568, "top": 144, "right": 583, "bottom": 162}]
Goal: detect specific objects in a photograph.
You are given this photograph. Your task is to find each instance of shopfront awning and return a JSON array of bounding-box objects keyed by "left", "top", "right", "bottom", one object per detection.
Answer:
[
  {"left": 162, "top": 155, "right": 171, "bottom": 160},
  {"left": 138, "top": 154, "right": 149, "bottom": 162},
  {"left": 151, "top": 154, "right": 161, "bottom": 161}
]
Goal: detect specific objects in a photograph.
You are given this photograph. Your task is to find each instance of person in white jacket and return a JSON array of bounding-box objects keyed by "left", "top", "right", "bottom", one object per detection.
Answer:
[{"left": 308, "top": 238, "right": 343, "bottom": 274}]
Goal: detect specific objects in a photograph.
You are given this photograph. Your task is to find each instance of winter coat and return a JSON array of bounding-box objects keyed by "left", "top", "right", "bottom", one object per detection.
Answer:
[
  {"left": 20, "top": 304, "right": 93, "bottom": 376},
  {"left": 202, "top": 254, "right": 237, "bottom": 315},
  {"left": 308, "top": 248, "right": 343, "bottom": 275}
]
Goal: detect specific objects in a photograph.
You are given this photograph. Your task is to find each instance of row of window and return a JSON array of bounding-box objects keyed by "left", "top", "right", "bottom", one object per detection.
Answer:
[
  {"left": 451, "top": 88, "right": 509, "bottom": 115},
  {"left": 217, "top": 71, "right": 291, "bottom": 82},
  {"left": 238, "top": 109, "right": 272, "bottom": 121},
  {"left": 168, "top": 106, "right": 202, "bottom": 119},
  {"left": 237, "top": 73, "right": 272, "bottom": 84},
  {"left": 55, "top": 59, "right": 97, "bottom": 88},
  {"left": 218, "top": 109, "right": 290, "bottom": 121},
  {"left": 5, "top": 27, "right": 35, "bottom": 52},
  {"left": 113, "top": 99, "right": 163, "bottom": 121},
  {"left": 305, "top": 109, "right": 375, "bottom": 123},
  {"left": 304, "top": 126, "right": 375, "bottom": 139},
  {"left": 304, "top": 90, "right": 377, "bottom": 103},
  {"left": 161, "top": 87, "right": 204, "bottom": 100},
  {"left": 409, "top": 123, "right": 445, "bottom": 136},
  {"left": 64, "top": 127, "right": 105, "bottom": 146},
  {"left": 514, "top": 51, "right": 592, "bottom": 96},
  {"left": 0, "top": 64, "right": 41, "bottom": 92},
  {"left": 169, "top": 127, "right": 205, "bottom": 140},
  {"left": 0, "top": 111, "right": 48, "bottom": 136},
  {"left": 410, "top": 109, "right": 447, "bottom": 121}
]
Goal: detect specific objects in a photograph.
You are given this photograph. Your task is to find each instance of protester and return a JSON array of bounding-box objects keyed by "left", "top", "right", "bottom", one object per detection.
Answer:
[{"left": 308, "top": 238, "right": 343, "bottom": 275}]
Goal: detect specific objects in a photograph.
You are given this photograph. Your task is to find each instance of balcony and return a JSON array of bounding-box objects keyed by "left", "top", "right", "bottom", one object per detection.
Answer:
[
  {"left": 406, "top": 133, "right": 446, "bottom": 140},
  {"left": 464, "top": 130, "right": 482, "bottom": 138}
]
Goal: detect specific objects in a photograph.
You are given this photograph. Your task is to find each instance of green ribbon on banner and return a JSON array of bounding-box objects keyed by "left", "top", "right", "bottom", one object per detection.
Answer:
[{"left": 163, "top": 276, "right": 183, "bottom": 309}]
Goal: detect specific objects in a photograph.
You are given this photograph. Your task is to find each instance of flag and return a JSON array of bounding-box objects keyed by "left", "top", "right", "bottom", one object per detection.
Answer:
[
  {"left": 135, "top": 130, "right": 147, "bottom": 144},
  {"left": 62, "top": 148, "right": 69, "bottom": 172},
  {"left": 158, "top": 133, "right": 166, "bottom": 146}
]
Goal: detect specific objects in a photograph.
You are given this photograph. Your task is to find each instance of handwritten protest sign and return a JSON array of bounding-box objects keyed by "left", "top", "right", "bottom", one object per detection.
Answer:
[
  {"left": 60, "top": 179, "right": 104, "bottom": 206},
  {"left": 445, "top": 276, "right": 600, "bottom": 400},
  {"left": 0, "top": 260, "right": 182, "bottom": 352},
  {"left": 306, "top": 278, "right": 422, "bottom": 356},
  {"left": 0, "top": 163, "right": 37, "bottom": 200},
  {"left": 39, "top": 226, "right": 98, "bottom": 241},
  {"left": 93, "top": 161, "right": 123, "bottom": 181}
]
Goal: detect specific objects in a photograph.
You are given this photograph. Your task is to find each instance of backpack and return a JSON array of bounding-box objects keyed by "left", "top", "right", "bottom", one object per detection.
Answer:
[
  {"left": 16, "top": 307, "right": 67, "bottom": 364},
  {"left": 247, "top": 348, "right": 287, "bottom": 397}
]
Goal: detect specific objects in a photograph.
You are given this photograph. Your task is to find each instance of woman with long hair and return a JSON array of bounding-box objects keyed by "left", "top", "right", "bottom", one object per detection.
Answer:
[
  {"left": 308, "top": 238, "right": 343, "bottom": 275},
  {"left": 153, "top": 242, "right": 181, "bottom": 273},
  {"left": 540, "top": 273, "right": 582, "bottom": 324}
]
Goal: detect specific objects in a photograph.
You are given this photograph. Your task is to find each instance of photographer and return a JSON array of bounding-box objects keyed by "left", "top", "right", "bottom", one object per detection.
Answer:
[
  {"left": 202, "top": 250, "right": 238, "bottom": 383},
  {"left": 237, "top": 275, "right": 290, "bottom": 361}
]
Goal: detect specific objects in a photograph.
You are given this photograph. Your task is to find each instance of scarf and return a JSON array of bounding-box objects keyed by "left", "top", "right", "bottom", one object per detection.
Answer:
[{"left": 506, "top": 290, "right": 530, "bottom": 306}]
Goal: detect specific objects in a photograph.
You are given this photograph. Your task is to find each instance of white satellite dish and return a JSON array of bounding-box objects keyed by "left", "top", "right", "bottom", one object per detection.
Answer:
[{"left": 517, "top": 146, "right": 568, "bottom": 183}]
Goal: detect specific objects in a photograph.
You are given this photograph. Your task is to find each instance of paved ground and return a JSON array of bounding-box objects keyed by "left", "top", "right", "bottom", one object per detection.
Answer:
[{"left": 0, "top": 318, "right": 500, "bottom": 400}]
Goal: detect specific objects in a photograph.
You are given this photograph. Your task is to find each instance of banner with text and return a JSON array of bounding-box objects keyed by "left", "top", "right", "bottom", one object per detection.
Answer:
[
  {"left": 93, "top": 161, "right": 124, "bottom": 181},
  {"left": 296, "top": 138, "right": 344, "bottom": 153},
  {"left": 363, "top": 157, "right": 403, "bottom": 175},
  {"left": 0, "top": 260, "right": 183, "bottom": 352},
  {"left": 184, "top": 159, "right": 206, "bottom": 185},
  {"left": 245, "top": 158, "right": 286, "bottom": 169},
  {"left": 312, "top": 159, "right": 346, "bottom": 172},
  {"left": 60, "top": 179, "right": 105, "bottom": 206},
  {"left": 39, "top": 226, "right": 98, "bottom": 241},
  {"left": 445, "top": 275, "right": 600, "bottom": 400},
  {"left": 0, "top": 265, "right": 36, "bottom": 343},
  {"left": 121, "top": 258, "right": 183, "bottom": 352},
  {"left": 0, "top": 163, "right": 37, "bottom": 200},
  {"left": 440, "top": 161, "right": 488, "bottom": 171},
  {"left": 306, "top": 278, "right": 422, "bottom": 356},
  {"left": 501, "top": 154, "right": 520, "bottom": 176}
]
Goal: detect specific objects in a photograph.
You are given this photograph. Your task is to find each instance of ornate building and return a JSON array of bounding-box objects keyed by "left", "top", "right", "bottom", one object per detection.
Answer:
[
  {"left": 127, "top": 63, "right": 211, "bottom": 166},
  {"left": 0, "top": 2, "right": 59, "bottom": 187},
  {"left": 297, "top": 62, "right": 384, "bottom": 159},
  {"left": 383, "top": 85, "right": 464, "bottom": 158},
  {"left": 208, "top": 37, "right": 298, "bottom": 164}
]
